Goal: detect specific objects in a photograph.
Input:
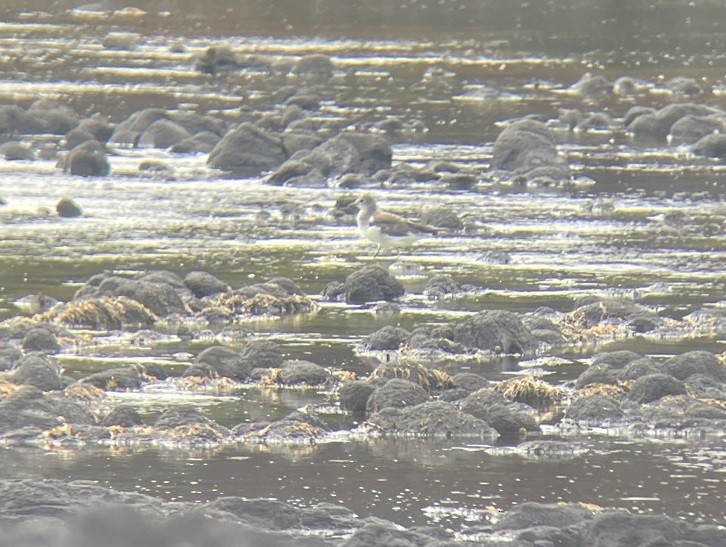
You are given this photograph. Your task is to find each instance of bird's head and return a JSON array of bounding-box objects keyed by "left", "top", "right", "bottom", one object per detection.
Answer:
[{"left": 352, "top": 194, "right": 376, "bottom": 210}]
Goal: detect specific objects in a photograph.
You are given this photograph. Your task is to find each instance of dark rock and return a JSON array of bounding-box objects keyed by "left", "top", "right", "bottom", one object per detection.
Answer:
[
  {"left": 342, "top": 133, "right": 393, "bottom": 175},
  {"left": 80, "top": 367, "right": 143, "bottom": 391},
  {"left": 101, "top": 406, "right": 145, "bottom": 427},
  {"left": 628, "top": 103, "right": 711, "bottom": 142},
  {"left": 460, "top": 399, "right": 540, "bottom": 435},
  {"left": 278, "top": 360, "right": 330, "bottom": 386},
  {"left": 570, "top": 73, "right": 612, "bottom": 98},
  {"left": 575, "top": 112, "right": 612, "bottom": 132},
  {"left": 685, "top": 374, "right": 726, "bottom": 400},
  {"left": 154, "top": 406, "right": 214, "bottom": 429},
  {"left": 0, "top": 347, "right": 22, "bottom": 371},
  {"left": 344, "top": 520, "right": 434, "bottom": 547},
  {"left": 364, "top": 326, "right": 411, "bottom": 351},
  {"left": 566, "top": 394, "right": 624, "bottom": 421},
  {"left": 170, "top": 130, "right": 221, "bottom": 154},
  {"left": 240, "top": 339, "right": 285, "bottom": 368},
  {"left": 64, "top": 127, "right": 98, "bottom": 149},
  {"left": 0, "top": 141, "right": 35, "bottom": 161},
  {"left": 452, "top": 310, "right": 539, "bottom": 355},
  {"left": 63, "top": 140, "right": 110, "bottom": 177},
  {"left": 618, "top": 357, "right": 661, "bottom": 381},
  {"left": 424, "top": 274, "right": 460, "bottom": 298},
  {"left": 568, "top": 298, "right": 659, "bottom": 329},
  {"left": 138, "top": 160, "right": 175, "bottom": 176},
  {"left": 494, "top": 501, "right": 592, "bottom": 531},
  {"left": 0, "top": 387, "right": 94, "bottom": 437},
  {"left": 185, "top": 346, "right": 251, "bottom": 381},
  {"left": 21, "top": 327, "right": 61, "bottom": 353},
  {"left": 627, "top": 373, "right": 686, "bottom": 404},
  {"left": 583, "top": 511, "right": 690, "bottom": 546},
  {"left": 366, "top": 379, "right": 429, "bottom": 414},
  {"left": 669, "top": 115, "right": 724, "bottom": 145},
  {"left": 691, "top": 133, "right": 726, "bottom": 159},
  {"left": 491, "top": 119, "right": 560, "bottom": 172},
  {"left": 666, "top": 76, "right": 704, "bottom": 96},
  {"left": 591, "top": 350, "right": 642, "bottom": 369},
  {"left": 329, "top": 265, "right": 405, "bottom": 304},
  {"left": 10, "top": 354, "right": 63, "bottom": 391},
  {"left": 137, "top": 119, "right": 191, "bottom": 148},
  {"left": 56, "top": 197, "right": 83, "bottom": 218},
  {"left": 79, "top": 275, "right": 186, "bottom": 318},
  {"left": 0, "top": 104, "right": 45, "bottom": 134},
  {"left": 623, "top": 105, "right": 656, "bottom": 127},
  {"left": 207, "top": 123, "right": 287, "bottom": 176},
  {"left": 339, "top": 380, "right": 376, "bottom": 414},
  {"left": 367, "top": 400, "right": 499, "bottom": 439},
  {"left": 27, "top": 99, "right": 80, "bottom": 134},
  {"left": 662, "top": 351, "right": 725, "bottom": 381},
  {"left": 184, "top": 271, "right": 229, "bottom": 298},
  {"left": 78, "top": 115, "right": 115, "bottom": 142},
  {"left": 284, "top": 92, "right": 321, "bottom": 110},
  {"left": 420, "top": 206, "right": 463, "bottom": 230},
  {"left": 451, "top": 373, "right": 491, "bottom": 393},
  {"left": 575, "top": 363, "right": 619, "bottom": 389}
]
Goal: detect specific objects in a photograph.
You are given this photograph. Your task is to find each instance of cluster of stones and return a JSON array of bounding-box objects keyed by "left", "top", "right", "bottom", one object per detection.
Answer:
[{"left": 0, "top": 478, "right": 722, "bottom": 546}]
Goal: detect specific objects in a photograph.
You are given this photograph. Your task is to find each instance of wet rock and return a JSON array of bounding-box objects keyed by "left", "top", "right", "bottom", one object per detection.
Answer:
[
  {"left": 184, "top": 346, "right": 251, "bottom": 381},
  {"left": 62, "top": 140, "right": 110, "bottom": 177},
  {"left": 101, "top": 406, "right": 144, "bottom": 427},
  {"left": 460, "top": 398, "right": 540, "bottom": 435},
  {"left": 240, "top": 339, "right": 285, "bottom": 369},
  {"left": 452, "top": 310, "right": 539, "bottom": 355},
  {"left": 212, "top": 280, "right": 315, "bottom": 317},
  {"left": 424, "top": 274, "right": 460, "bottom": 299},
  {"left": 170, "top": 130, "right": 221, "bottom": 154},
  {"left": 665, "top": 76, "right": 704, "bottom": 96},
  {"left": 363, "top": 326, "right": 411, "bottom": 351},
  {"left": 369, "top": 361, "right": 453, "bottom": 391},
  {"left": 102, "top": 31, "right": 141, "bottom": 50},
  {"left": 284, "top": 92, "right": 321, "bottom": 110},
  {"left": 64, "top": 127, "right": 98, "bottom": 149},
  {"left": 137, "top": 118, "right": 191, "bottom": 148},
  {"left": 451, "top": 373, "right": 491, "bottom": 393},
  {"left": 139, "top": 160, "right": 176, "bottom": 177},
  {"left": 0, "top": 387, "right": 94, "bottom": 438},
  {"left": 591, "top": 350, "right": 642, "bottom": 369},
  {"left": 638, "top": 395, "right": 726, "bottom": 430},
  {"left": 77, "top": 115, "right": 114, "bottom": 142},
  {"left": 613, "top": 76, "right": 649, "bottom": 95},
  {"left": 668, "top": 115, "right": 724, "bottom": 145},
  {"left": 154, "top": 406, "right": 210, "bottom": 429},
  {"left": 366, "top": 379, "right": 429, "bottom": 414},
  {"left": 80, "top": 366, "right": 144, "bottom": 391},
  {"left": 0, "top": 104, "right": 45, "bottom": 134},
  {"left": 495, "top": 375, "right": 562, "bottom": 408},
  {"left": 494, "top": 501, "right": 593, "bottom": 531},
  {"left": 662, "top": 351, "right": 724, "bottom": 381},
  {"left": 685, "top": 374, "right": 726, "bottom": 400},
  {"left": 583, "top": 511, "right": 693, "bottom": 546},
  {"left": 623, "top": 105, "right": 656, "bottom": 127},
  {"left": 342, "top": 133, "right": 393, "bottom": 175},
  {"left": 326, "top": 265, "right": 405, "bottom": 304},
  {"left": 339, "top": 380, "right": 376, "bottom": 414},
  {"left": 567, "top": 298, "right": 660, "bottom": 329},
  {"left": 10, "top": 354, "right": 63, "bottom": 391},
  {"left": 627, "top": 103, "right": 712, "bottom": 142},
  {"left": 691, "top": 133, "right": 726, "bottom": 159},
  {"left": 491, "top": 119, "right": 560, "bottom": 173},
  {"left": 27, "top": 99, "right": 78, "bottom": 135},
  {"left": 575, "top": 363, "right": 619, "bottom": 389},
  {"left": 20, "top": 327, "right": 61, "bottom": 353},
  {"left": 278, "top": 360, "right": 331, "bottom": 386},
  {"left": 0, "top": 347, "right": 22, "bottom": 371},
  {"left": 39, "top": 296, "right": 157, "bottom": 329},
  {"left": 566, "top": 393, "right": 624, "bottom": 422},
  {"left": 195, "top": 46, "right": 270, "bottom": 74},
  {"left": 419, "top": 206, "right": 463, "bottom": 230},
  {"left": 56, "top": 197, "right": 83, "bottom": 218},
  {"left": 0, "top": 141, "right": 35, "bottom": 161},
  {"left": 367, "top": 400, "right": 499, "bottom": 439},
  {"left": 618, "top": 357, "right": 661, "bottom": 381},
  {"left": 516, "top": 440, "right": 581, "bottom": 459},
  {"left": 344, "top": 520, "right": 434, "bottom": 547},
  {"left": 184, "top": 271, "right": 229, "bottom": 298},
  {"left": 575, "top": 112, "right": 613, "bottom": 132},
  {"left": 570, "top": 73, "right": 612, "bottom": 98},
  {"left": 233, "top": 410, "right": 327, "bottom": 444},
  {"left": 207, "top": 122, "right": 287, "bottom": 177},
  {"left": 627, "top": 373, "right": 686, "bottom": 404}
]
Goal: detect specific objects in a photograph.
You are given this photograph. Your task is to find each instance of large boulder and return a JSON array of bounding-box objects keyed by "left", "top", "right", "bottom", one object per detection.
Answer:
[
  {"left": 10, "top": 354, "right": 63, "bottom": 391},
  {"left": 627, "top": 373, "right": 686, "bottom": 404},
  {"left": 62, "top": 141, "right": 110, "bottom": 177},
  {"left": 491, "top": 119, "right": 562, "bottom": 174},
  {"left": 278, "top": 360, "right": 331, "bottom": 386},
  {"left": 27, "top": 99, "right": 80, "bottom": 134},
  {"left": 691, "top": 133, "right": 726, "bottom": 159},
  {"left": 0, "top": 104, "right": 45, "bottom": 134},
  {"left": 183, "top": 271, "right": 229, "bottom": 298},
  {"left": 363, "top": 326, "right": 411, "bottom": 351},
  {"left": 452, "top": 310, "right": 539, "bottom": 355},
  {"left": 662, "top": 351, "right": 725, "bottom": 381},
  {"left": 183, "top": 346, "right": 251, "bottom": 381},
  {"left": 207, "top": 123, "right": 287, "bottom": 176},
  {"left": 565, "top": 393, "right": 624, "bottom": 422},
  {"left": 21, "top": 327, "right": 61, "bottom": 353},
  {"left": 137, "top": 119, "right": 191, "bottom": 148},
  {"left": 0, "top": 387, "right": 94, "bottom": 438},
  {"left": 339, "top": 380, "right": 376, "bottom": 414},
  {"left": 366, "top": 379, "right": 429, "bottom": 414}
]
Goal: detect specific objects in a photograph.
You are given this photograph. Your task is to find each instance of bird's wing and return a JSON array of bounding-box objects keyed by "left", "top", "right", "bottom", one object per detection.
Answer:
[{"left": 372, "top": 211, "right": 439, "bottom": 235}]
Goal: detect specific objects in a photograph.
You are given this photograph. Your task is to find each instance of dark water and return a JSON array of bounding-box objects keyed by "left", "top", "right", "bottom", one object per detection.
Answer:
[{"left": 0, "top": 0, "right": 724, "bottom": 532}]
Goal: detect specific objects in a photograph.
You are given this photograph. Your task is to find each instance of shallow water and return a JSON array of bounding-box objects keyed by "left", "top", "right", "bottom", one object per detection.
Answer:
[{"left": 0, "top": 0, "right": 725, "bottom": 533}]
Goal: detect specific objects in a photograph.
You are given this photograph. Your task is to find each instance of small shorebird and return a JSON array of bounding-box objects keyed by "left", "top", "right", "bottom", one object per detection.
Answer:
[{"left": 352, "top": 194, "right": 439, "bottom": 257}]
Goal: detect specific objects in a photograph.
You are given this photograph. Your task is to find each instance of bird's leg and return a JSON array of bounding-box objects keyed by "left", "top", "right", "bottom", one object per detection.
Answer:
[{"left": 373, "top": 245, "right": 381, "bottom": 258}]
